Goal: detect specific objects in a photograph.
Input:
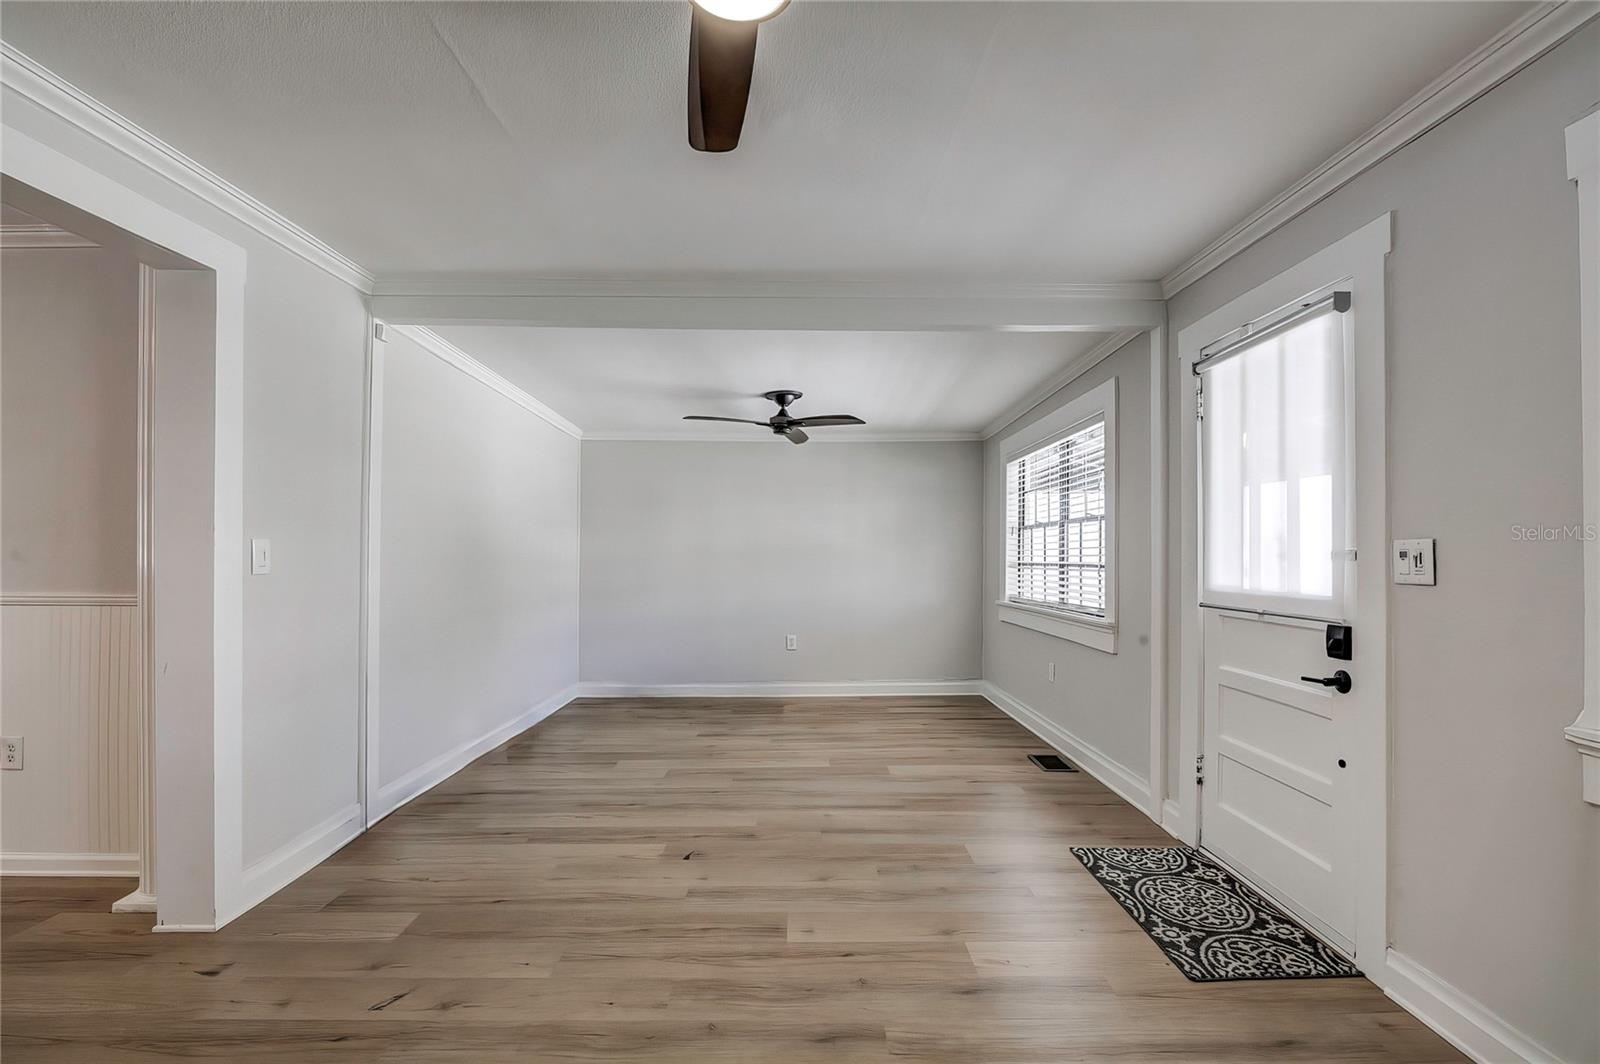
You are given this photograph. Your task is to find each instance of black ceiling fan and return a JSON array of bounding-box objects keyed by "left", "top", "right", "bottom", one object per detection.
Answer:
[
  {"left": 686, "top": 0, "right": 788, "bottom": 152},
  {"left": 684, "top": 390, "right": 865, "bottom": 444}
]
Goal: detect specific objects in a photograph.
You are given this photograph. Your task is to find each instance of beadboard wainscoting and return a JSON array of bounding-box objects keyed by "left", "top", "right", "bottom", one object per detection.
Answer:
[{"left": 1, "top": 598, "right": 142, "bottom": 875}]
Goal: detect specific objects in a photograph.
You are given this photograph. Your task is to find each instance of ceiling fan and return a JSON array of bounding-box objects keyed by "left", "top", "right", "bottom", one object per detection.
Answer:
[
  {"left": 684, "top": 390, "right": 865, "bottom": 444},
  {"left": 686, "top": 0, "right": 788, "bottom": 152}
]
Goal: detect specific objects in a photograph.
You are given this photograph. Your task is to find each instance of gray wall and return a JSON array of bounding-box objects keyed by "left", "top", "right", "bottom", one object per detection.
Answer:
[
  {"left": 376, "top": 330, "right": 579, "bottom": 790},
  {"left": 1, "top": 245, "right": 138, "bottom": 596},
  {"left": 581, "top": 440, "right": 983, "bottom": 686},
  {"left": 983, "top": 334, "right": 1153, "bottom": 783},
  {"left": 236, "top": 236, "right": 369, "bottom": 870},
  {"left": 1165, "top": 24, "right": 1599, "bottom": 1061}
]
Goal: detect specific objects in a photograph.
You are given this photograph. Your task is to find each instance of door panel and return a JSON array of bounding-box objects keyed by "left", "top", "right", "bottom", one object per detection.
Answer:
[
  {"left": 1202, "top": 609, "right": 1356, "bottom": 954},
  {"left": 1216, "top": 670, "right": 1335, "bottom": 797}
]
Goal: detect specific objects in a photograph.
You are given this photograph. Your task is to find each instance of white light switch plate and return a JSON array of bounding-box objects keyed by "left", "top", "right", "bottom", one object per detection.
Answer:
[
  {"left": 1393, "top": 538, "right": 1436, "bottom": 585},
  {"left": 251, "top": 538, "right": 272, "bottom": 575}
]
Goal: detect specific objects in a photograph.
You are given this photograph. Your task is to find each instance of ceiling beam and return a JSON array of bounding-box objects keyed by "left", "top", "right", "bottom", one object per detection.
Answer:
[{"left": 370, "top": 279, "right": 1165, "bottom": 333}]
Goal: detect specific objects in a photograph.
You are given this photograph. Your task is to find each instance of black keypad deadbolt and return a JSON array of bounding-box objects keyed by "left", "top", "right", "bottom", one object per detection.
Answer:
[{"left": 1325, "top": 624, "right": 1353, "bottom": 661}]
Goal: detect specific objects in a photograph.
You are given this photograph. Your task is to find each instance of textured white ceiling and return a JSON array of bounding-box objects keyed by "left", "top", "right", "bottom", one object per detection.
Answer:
[
  {"left": 433, "top": 326, "right": 1114, "bottom": 435},
  {"left": 1, "top": 1, "right": 1526, "bottom": 281}
]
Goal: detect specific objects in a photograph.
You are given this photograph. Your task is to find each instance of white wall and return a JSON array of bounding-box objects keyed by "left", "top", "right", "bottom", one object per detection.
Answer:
[
  {"left": 0, "top": 244, "right": 142, "bottom": 872},
  {"left": 3, "top": 86, "right": 370, "bottom": 913},
  {"left": 1165, "top": 24, "right": 1600, "bottom": 1062},
  {"left": 1, "top": 246, "right": 138, "bottom": 595},
  {"left": 982, "top": 335, "right": 1154, "bottom": 789},
  {"left": 373, "top": 329, "right": 579, "bottom": 811},
  {"left": 581, "top": 440, "right": 982, "bottom": 687}
]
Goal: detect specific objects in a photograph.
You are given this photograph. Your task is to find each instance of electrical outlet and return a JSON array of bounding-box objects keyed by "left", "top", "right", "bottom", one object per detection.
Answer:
[
  {"left": 2, "top": 737, "right": 21, "bottom": 770},
  {"left": 785, "top": 634, "right": 798, "bottom": 652},
  {"left": 1048, "top": 662, "right": 1056, "bottom": 683}
]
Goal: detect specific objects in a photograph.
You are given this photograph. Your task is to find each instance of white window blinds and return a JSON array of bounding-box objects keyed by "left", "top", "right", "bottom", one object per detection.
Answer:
[{"left": 1005, "top": 419, "right": 1108, "bottom": 616}]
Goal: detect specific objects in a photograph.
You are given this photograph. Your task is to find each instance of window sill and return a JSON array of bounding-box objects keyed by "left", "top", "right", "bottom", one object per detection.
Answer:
[{"left": 996, "top": 601, "right": 1117, "bottom": 654}]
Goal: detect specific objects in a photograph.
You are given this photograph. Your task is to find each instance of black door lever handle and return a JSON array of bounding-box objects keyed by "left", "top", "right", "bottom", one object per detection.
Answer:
[{"left": 1300, "top": 670, "right": 1352, "bottom": 694}]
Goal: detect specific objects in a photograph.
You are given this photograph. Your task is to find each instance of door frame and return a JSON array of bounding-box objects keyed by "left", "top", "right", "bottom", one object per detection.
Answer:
[
  {"left": 106, "top": 265, "right": 161, "bottom": 914},
  {"left": 1175, "top": 213, "right": 1392, "bottom": 978},
  {"left": 1, "top": 122, "right": 248, "bottom": 930}
]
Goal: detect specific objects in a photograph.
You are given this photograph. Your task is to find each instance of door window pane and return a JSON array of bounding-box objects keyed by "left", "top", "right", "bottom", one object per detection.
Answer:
[{"left": 1202, "top": 308, "right": 1346, "bottom": 613}]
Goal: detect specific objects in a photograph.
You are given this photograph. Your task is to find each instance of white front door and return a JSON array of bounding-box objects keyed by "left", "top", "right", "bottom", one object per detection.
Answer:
[{"left": 1195, "top": 296, "right": 1368, "bottom": 958}]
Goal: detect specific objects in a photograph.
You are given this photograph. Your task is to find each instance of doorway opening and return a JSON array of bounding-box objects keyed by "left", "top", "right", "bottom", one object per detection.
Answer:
[{"left": 0, "top": 157, "right": 236, "bottom": 930}]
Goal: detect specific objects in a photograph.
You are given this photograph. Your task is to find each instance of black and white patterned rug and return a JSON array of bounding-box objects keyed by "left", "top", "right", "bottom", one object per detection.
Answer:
[{"left": 1072, "top": 846, "right": 1360, "bottom": 982}]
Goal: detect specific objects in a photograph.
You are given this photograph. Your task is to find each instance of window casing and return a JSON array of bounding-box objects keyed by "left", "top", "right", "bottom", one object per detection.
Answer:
[{"left": 996, "top": 377, "right": 1116, "bottom": 652}]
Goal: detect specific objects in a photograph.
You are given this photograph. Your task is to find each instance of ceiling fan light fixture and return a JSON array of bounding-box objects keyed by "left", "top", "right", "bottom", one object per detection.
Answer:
[
  {"left": 690, "top": 0, "right": 789, "bottom": 23},
  {"left": 682, "top": 389, "right": 865, "bottom": 446}
]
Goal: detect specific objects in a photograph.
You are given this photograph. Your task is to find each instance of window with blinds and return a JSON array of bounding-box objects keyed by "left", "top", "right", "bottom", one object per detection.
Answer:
[{"left": 1005, "top": 418, "right": 1108, "bottom": 617}]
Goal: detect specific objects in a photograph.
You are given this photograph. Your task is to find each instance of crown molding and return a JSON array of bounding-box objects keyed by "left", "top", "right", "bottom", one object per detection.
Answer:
[
  {"left": 371, "top": 275, "right": 1163, "bottom": 302},
  {"left": 0, "top": 221, "right": 97, "bottom": 248},
  {"left": 982, "top": 329, "right": 1144, "bottom": 439},
  {"left": 386, "top": 324, "right": 583, "bottom": 440},
  {"left": 0, "top": 42, "right": 376, "bottom": 293},
  {"left": 580, "top": 430, "right": 982, "bottom": 444},
  {"left": 1160, "top": 1, "right": 1600, "bottom": 298}
]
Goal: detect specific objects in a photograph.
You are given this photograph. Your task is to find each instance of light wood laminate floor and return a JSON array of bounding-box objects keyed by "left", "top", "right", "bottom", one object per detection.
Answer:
[{"left": 2, "top": 696, "right": 1460, "bottom": 1062}]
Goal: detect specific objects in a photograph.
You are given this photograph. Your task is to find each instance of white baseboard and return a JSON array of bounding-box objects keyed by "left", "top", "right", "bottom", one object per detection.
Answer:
[
  {"left": 575, "top": 680, "right": 984, "bottom": 699},
  {"left": 111, "top": 888, "right": 157, "bottom": 913},
  {"left": 979, "top": 682, "right": 1156, "bottom": 819},
  {"left": 234, "top": 801, "right": 363, "bottom": 921},
  {"left": 0, "top": 851, "right": 139, "bottom": 876},
  {"left": 151, "top": 922, "right": 218, "bottom": 933},
  {"left": 1385, "top": 950, "right": 1564, "bottom": 1064},
  {"left": 371, "top": 683, "right": 580, "bottom": 824}
]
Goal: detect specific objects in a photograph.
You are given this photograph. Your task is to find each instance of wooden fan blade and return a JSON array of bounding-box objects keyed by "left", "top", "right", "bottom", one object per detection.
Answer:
[
  {"left": 688, "top": 5, "right": 758, "bottom": 153},
  {"left": 783, "top": 427, "right": 809, "bottom": 445},
  {"left": 683, "top": 415, "right": 768, "bottom": 424},
  {"left": 788, "top": 415, "right": 865, "bottom": 427}
]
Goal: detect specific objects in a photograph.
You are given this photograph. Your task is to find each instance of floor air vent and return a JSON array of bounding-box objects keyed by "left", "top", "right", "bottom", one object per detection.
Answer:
[{"left": 1028, "top": 753, "right": 1079, "bottom": 772}]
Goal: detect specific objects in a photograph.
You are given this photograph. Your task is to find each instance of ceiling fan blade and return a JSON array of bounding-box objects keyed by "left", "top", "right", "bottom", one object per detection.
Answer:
[
  {"left": 783, "top": 427, "right": 809, "bottom": 445},
  {"left": 687, "top": 5, "right": 758, "bottom": 153},
  {"left": 788, "top": 415, "right": 865, "bottom": 428},
  {"left": 682, "top": 415, "right": 768, "bottom": 424}
]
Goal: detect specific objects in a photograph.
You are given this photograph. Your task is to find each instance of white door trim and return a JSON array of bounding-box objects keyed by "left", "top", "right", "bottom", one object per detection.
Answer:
[
  {"left": 360, "top": 324, "right": 387, "bottom": 827},
  {"left": 111, "top": 266, "right": 159, "bottom": 915},
  {"left": 1563, "top": 109, "right": 1600, "bottom": 804},
  {"left": 1148, "top": 324, "right": 1169, "bottom": 824},
  {"left": 1176, "top": 213, "right": 1392, "bottom": 979}
]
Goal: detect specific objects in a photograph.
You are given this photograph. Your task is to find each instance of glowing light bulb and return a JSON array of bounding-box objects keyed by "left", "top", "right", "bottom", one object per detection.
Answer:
[{"left": 691, "top": 0, "right": 789, "bottom": 23}]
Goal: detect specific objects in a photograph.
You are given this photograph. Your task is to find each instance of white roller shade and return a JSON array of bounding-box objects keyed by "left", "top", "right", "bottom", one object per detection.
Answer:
[{"left": 1199, "top": 304, "right": 1349, "bottom": 618}]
